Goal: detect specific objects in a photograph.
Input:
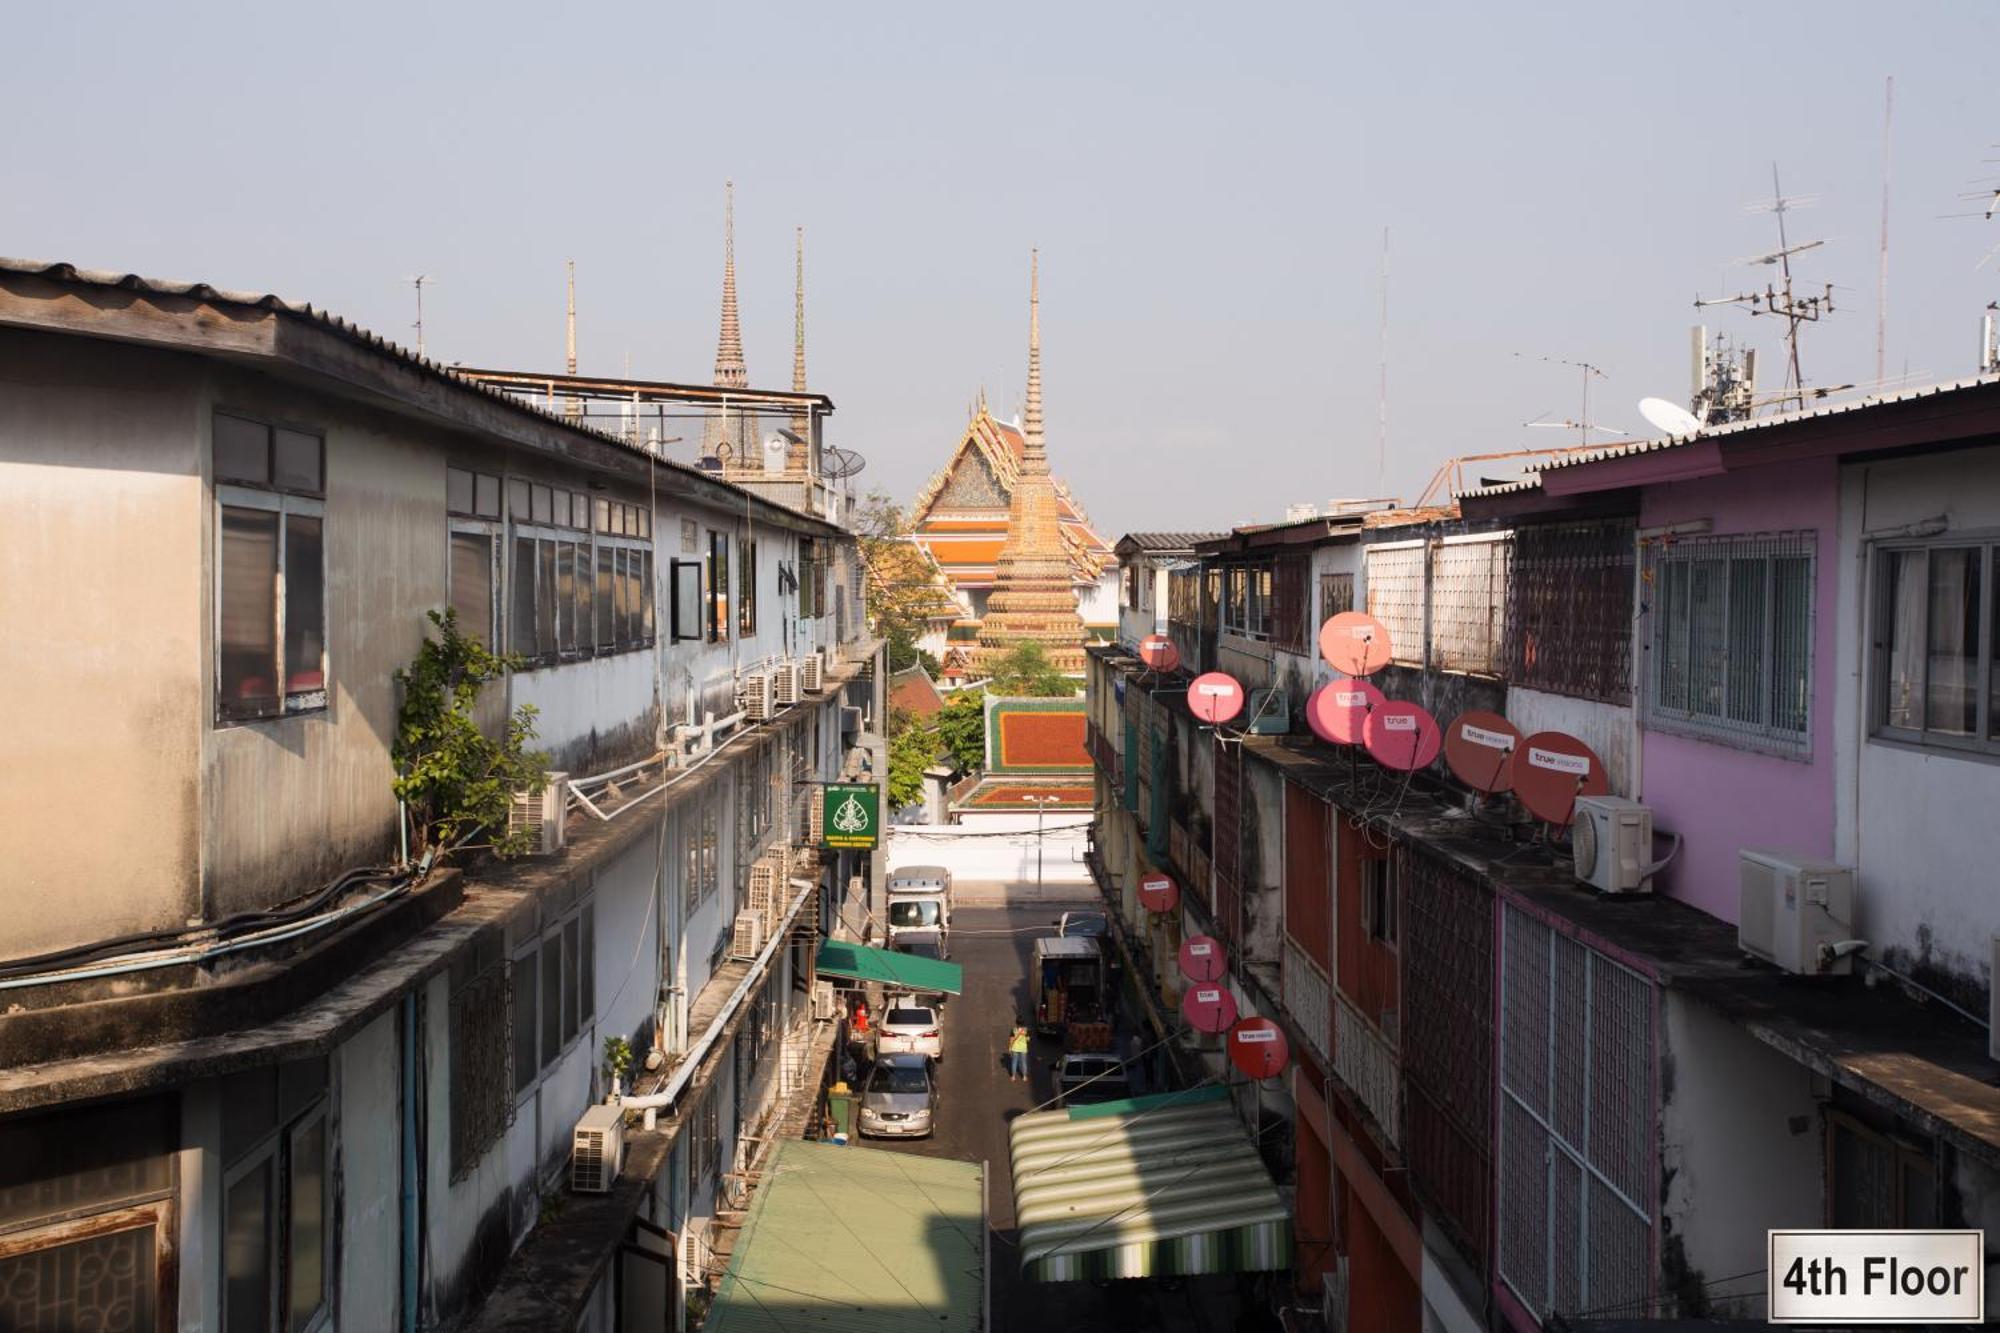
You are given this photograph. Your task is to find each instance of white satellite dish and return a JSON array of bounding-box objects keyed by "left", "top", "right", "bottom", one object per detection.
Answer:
[{"left": 1638, "top": 397, "right": 1703, "bottom": 437}]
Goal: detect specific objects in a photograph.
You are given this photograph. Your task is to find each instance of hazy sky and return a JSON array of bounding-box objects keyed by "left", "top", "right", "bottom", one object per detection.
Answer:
[{"left": 8, "top": 3, "right": 2000, "bottom": 536}]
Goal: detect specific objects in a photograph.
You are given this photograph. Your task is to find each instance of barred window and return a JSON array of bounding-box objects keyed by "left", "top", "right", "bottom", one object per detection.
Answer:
[
  {"left": 1318, "top": 571, "right": 1354, "bottom": 624},
  {"left": 1644, "top": 531, "right": 1813, "bottom": 754},
  {"left": 1507, "top": 519, "right": 1635, "bottom": 703},
  {"left": 1431, "top": 535, "right": 1511, "bottom": 675},
  {"left": 1365, "top": 541, "right": 1426, "bottom": 665},
  {"left": 1269, "top": 553, "right": 1311, "bottom": 653},
  {"left": 1872, "top": 542, "right": 1998, "bottom": 754},
  {"left": 449, "top": 950, "right": 512, "bottom": 1177}
]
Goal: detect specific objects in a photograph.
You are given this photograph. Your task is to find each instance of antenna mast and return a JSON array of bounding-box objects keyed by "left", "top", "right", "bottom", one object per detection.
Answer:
[
  {"left": 1696, "top": 165, "right": 1836, "bottom": 411},
  {"left": 1377, "top": 226, "right": 1389, "bottom": 499},
  {"left": 408, "top": 275, "right": 432, "bottom": 358},
  {"left": 1876, "top": 77, "right": 1894, "bottom": 387},
  {"left": 1514, "top": 352, "right": 1627, "bottom": 446}
]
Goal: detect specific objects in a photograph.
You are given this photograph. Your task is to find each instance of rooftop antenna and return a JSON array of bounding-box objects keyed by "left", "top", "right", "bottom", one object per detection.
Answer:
[
  {"left": 406, "top": 274, "right": 434, "bottom": 358},
  {"left": 1696, "top": 165, "right": 1835, "bottom": 411},
  {"left": 1876, "top": 77, "right": 1894, "bottom": 387},
  {"left": 1377, "top": 226, "right": 1389, "bottom": 499},
  {"left": 1514, "top": 352, "right": 1629, "bottom": 446},
  {"left": 564, "top": 260, "right": 581, "bottom": 422}
]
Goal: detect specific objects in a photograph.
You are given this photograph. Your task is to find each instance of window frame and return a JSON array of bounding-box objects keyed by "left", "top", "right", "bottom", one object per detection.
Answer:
[
  {"left": 446, "top": 476, "right": 505, "bottom": 651},
  {"left": 503, "top": 483, "right": 653, "bottom": 668},
  {"left": 509, "top": 894, "right": 597, "bottom": 1106},
  {"left": 738, "top": 537, "right": 758, "bottom": 636},
  {"left": 219, "top": 1090, "right": 331, "bottom": 1333},
  {"left": 1869, "top": 539, "right": 1999, "bottom": 757},
  {"left": 707, "top": 532, "right": 732, "bottom": 643},
  {"left": 213, "top": 410, "right": 328, "bottom": 726}
]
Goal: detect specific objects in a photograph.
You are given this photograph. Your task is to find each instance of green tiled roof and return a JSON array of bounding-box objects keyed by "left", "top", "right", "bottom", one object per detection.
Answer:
[{"left": 708, "top": 1141, "right": 986, "bottom": 1332}]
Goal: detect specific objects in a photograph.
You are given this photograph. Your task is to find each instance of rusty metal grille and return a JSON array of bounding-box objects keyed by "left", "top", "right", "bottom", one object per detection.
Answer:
[
  {"left": 1365, "top": 542, "right": 1427, "bottom": 665},
  {"left": 450, "top": 962, "right": 514, "bottom": 1178},
  {"left": 1498, "top": 904, "right": 1655, "bottom": 1321},
  {"left": 1211, "top": 735, "right": 1241, "bottom": 943},
  {"left": 1270, "top": 552, "right": 1312, "bottom": 653},
  {"left": 1398, "top": 842, "right": 1494, "bottom": 1262},
  {"left": 1507, "top": 519, "right": 1635, "bottom": 703},
  {"left": 1432, "top": 535, "right": 1512, "bottom": 675},
  {"left": 1319, "top": 571, "right": 1355, "bottom": 622}
]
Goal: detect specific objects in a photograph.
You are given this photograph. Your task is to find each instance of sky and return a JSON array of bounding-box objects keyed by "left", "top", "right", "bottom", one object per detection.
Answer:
[{"left": 7, "top": 2, "right": 2000, "bottom": 537}]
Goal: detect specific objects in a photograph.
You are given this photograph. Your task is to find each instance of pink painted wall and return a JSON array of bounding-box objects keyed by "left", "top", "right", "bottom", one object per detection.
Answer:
[{"left": 1637, "top": 458, "right": 1838, "bottom": 921}]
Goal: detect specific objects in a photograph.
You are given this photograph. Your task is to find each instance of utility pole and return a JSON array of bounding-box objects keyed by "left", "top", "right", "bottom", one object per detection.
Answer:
[
  {"left": 409, "top": 275, "right": 431, "bottom": 358},
  {"left": 1877, "top": 76, "right": 1894, "bottom": 387},
  {"left": 1023, "top": 795, "right": 1058, "bottom": 896}
]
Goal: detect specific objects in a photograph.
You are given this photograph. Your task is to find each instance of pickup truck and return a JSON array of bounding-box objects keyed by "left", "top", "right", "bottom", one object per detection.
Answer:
[{"left": 1032, "top": 935, "right": 1108, "bottom": 1045}]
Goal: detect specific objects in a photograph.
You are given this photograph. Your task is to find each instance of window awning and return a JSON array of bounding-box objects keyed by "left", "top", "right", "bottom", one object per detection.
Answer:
[
  {"left": 814, "top": 939, "right": 963, "bottom": 996},
  {"left": 1008, "top": 1085, "right": 1291, "bottom": 1282}
]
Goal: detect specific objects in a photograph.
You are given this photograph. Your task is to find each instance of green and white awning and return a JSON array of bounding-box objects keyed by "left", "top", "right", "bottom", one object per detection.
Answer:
[
  {"left": 813, "top": 939, "right": 964, "bottom": 995},
  {"left": 1008, "top": 1085, "right": 1292, "bottom": 1282}
]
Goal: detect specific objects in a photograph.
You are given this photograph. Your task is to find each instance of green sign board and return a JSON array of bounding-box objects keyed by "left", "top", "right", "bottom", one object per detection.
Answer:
[{"left": 821, "top": 782, "right": 881, "bottom": 850}]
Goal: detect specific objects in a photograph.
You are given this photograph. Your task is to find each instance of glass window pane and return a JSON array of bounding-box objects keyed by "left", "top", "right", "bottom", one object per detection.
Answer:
[
  {"left": 511, "top": 954, "right": 537, "bottom": 1093},
  {"left": 575, "top": 543, "right": 595, "bottom": 652},
  {"left": 224, "top": 1160, "right": 273, "bottom": 1333},
  {"left": 1726, "top": 558, "right": 1767, "bottom": 725},
  {"left": 450, "top": 532, "right": 495, "bottom": 647},
  {"left": 447, "top": 467, "right": 474, "bottom": 515},
  {"left": 221, "top": 507, "right": 281, "bottom": 718},
  {"left": 536, "top": 541, "right": 557, "bottom": 658},
  {"left": 0, "top": 1221, "right": 158, "bottom": 1331},
  {"left": 596, "top": 548, "right": 615, "bottom": 647},
  {"left": 580, "top": 904, "right": 595, "bottom": 1021},
  {"left": 1926, "top": 548, "right": 1980, "bottom": 736},
  {"left": 1685, "top": 559, "right": 1727, "bottom": 721},
  {"left": 476, "top": 473, "right": 502, "bottom": 519},
  {"left": 273, "top": 429, "right": 322, "bottom": 494},
  {"left": 615, "top": 549, "right": 634, "bottom": 647},
  {"left": 531, "top": 484, "right": 553, "bottom": 526},
  {"left": 573, "top": 494, "right": 591, "bottom": 529},
  {"left": 640, "top": 551, "right": 655, "bottom": 641},
  {"left": 1884, "top": 549, "right": 1925, "bottom": 730},
  {"left": 594, "top": 498, "right": 610, "bottom": 533},
  {"left": 1989, "top": 550, "right": 2000, "bottom": 739},
  {"left": 286, "top": 1118, "right": 327, "bottom": 1332},
  {"left": 552, "top": 489, "right": 570, "bottom": 528},
  {"left": 556, "top": 543, "right": 577, "bottom": 653},
  {"left": 0, "top": 1099, "right": 177, "bottom": 1227},
  {"left": 510, "top": 537, "right": 538, "bottom": 659},
  {"left": 540, "top": 937, "right": 562, "bottom": 1067},
  {"left": 1771, "top": 555, "right": 1812, "bottom": 736},
  {"left": 638, "top": 507, "right": 651, "bottom": 540},
  {"left": 508, "top": 478, "right": 531, "bottom": 520},
  {"left": 284, "top": 514, "right": 325, "bottom": 695},
  {"left": 215, "top": 414, "right": 270, "bottom": 485},
  {"left": 561, "top": 919, "right": 580, "bottom": 1044}
]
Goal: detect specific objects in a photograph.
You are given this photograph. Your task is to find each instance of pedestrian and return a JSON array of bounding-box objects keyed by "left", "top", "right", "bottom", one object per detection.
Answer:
[{"left": 1007, "top": 1020, "right": 1031, "bottom": 1083}]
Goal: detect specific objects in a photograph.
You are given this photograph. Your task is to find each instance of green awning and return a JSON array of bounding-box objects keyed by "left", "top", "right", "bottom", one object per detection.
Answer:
[
  {"left": 1008, "top": 1085, "right": 1292, "bottom": 1283},
  {"left": 814, "top": 939, "right": 964, "bottom": 995}
]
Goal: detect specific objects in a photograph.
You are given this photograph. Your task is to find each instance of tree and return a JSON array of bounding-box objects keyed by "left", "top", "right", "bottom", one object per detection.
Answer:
[
  {"left": 886, "top": 708, "right": 941, "bottom": 809},
  {"left": 989, "top": 642, "right": 1075, "bottom": 697},
  {"left": 856, "top": 489, "right": 953, "bottom": 672},
  {"left": 392, "top": 609, "right": 550, "bottom": 860},
  {"left": 934, "top": 691, "right": 987, "bottom": 774}
]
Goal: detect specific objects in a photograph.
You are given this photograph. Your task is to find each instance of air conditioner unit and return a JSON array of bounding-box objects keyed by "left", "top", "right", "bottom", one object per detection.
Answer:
[
  {"left": 1246, "top": 688, "right": 1290, "bottom": 735},
  {"left": 1738, "top": 850, "right": 1857, "bottom": 975},
  {"left": 729, "top": 910, "right": 766, "bottom": 961},
  {"left": 812, "top": 979, "right": 839, "bottom": 1022},
  {"left": 1572, "top": 795, "right": 1655, "bottom": 894},
  {"left": 571, "top": 1104, "right": 626, "bottom": 1194},
  {"left": 508, "top": 771, "right": 569, "bottom": 856},
  {"left": 800, "top": 650, "right": 825, "bottom": 693},
  {"left": 738, "top": 672, "right": 775, "bottom": 722},
  {"left": 748, "top": 860, "right": 780, "bottom": 931},
  {"left": 1322, "top": 1260, "right": 1350, "bottom": 1333},
  {"left": 772, "top": 660, "right": 802, "bottom": 706}
]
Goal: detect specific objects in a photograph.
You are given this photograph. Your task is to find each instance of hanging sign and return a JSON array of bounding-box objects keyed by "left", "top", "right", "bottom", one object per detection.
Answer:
[
  {"left": 1227, "top": 1017, "right": 1291, "bottom": 1080},
  {"left": 1139, "top": 871, "right": 1181, "bottom": 914},
  {"left": 1178, "top": 934, "right": 1226, "bottom": 983},
  {"left": 821, "top": 782, "right": 880, "bottom": 849},
  {"left": 1182, "top": 984, "right": 1239, "bottom": 1034}
]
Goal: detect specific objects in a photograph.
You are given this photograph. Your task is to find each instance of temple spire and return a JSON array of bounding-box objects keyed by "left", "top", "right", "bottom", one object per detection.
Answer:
[
  {"left": 787, "top": 226, "right": 810, "bottom": 468},
  {"left": 705, "top": 181, "right": 754, "bottom": 462},
  {"left": 1022, "top": 249, "right": 1046, "bottom": 469}
]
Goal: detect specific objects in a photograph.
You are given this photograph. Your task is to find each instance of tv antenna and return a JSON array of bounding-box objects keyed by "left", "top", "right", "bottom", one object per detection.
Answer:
[
  {"left": 1695, "top": 165, "right": 1835, "bottom": 411},
  {"left": 1514, "top": 353, "right": 1628, "bottom": 446},
  {"left": 405, "top": 274, "right": 435, "bottom": 359}
]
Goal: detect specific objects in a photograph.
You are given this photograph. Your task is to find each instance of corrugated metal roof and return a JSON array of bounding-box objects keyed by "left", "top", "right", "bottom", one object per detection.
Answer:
[
  {"left": 707, "top": 1141, "right": 986, "bottom": 1333},
  {"left": 814, "top": 939, "right": 964, "bottom": 995},
  {"left": 0, "top": 256, "right": 842, "bottom": 532},
  {"left": 1116, "top": 532, "right": 1227, "bottom": 552}
]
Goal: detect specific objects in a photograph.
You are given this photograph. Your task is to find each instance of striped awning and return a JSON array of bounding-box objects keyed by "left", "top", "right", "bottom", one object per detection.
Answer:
[{"left": 1008, "top": 1085, "right": 1292, "bottom": 1282}]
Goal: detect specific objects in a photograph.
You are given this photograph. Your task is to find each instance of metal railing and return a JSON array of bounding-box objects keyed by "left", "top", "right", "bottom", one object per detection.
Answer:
[
  {"left": 1280, "top": 941, "right": 1331, "bottom": 1063},
  {"left": 1333, "top": 991, "right": 1401, "bottom": 1146}
]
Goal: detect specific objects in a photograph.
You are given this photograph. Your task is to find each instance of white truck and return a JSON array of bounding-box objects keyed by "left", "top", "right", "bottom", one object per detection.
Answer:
[{"left": 886, "top": 865, "right": 953, "bottom": 961}]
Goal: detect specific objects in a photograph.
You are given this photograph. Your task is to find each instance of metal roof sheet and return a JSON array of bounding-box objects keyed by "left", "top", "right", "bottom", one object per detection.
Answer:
[
  {"left": 707, "top": 1141, "right": 986, "bottom": 1333},
  {"left": 1115, "top": 532, "right": 1228, "bottom": 553},
  {"left": 813, "top": 939, "right": 963, "bottom": 995}
]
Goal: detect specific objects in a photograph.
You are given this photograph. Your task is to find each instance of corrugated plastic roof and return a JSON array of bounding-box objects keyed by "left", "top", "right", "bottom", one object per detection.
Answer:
[
  {"left": 707, "top": 1141, "right": 986, "bottom": 1333},
  {"left": 814, "top": 940, "right": 964, "bottom": 995}
]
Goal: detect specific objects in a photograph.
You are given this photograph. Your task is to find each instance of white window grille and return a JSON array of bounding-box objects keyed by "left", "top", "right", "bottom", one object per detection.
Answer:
[
  {"left": 1432, "top": 534, "right": 1511, "bottom": 675},
  {"left": 1333, "top": 992, "right": 1400, "bottom": 1146},
  {"left": 1365, "top": 541, "right": 1426, "bottom": 666},
  {"left": 1281, "top": 941, "right": 1331, "bottom": 1063}
]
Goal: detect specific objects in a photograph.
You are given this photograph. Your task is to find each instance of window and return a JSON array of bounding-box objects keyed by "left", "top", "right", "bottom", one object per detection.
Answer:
[
  {"left": 738, "top": 538, "right": 758, "bottom": 635},
  {"left": 798, "top": 538, "right": 826, "bottom": 620},
  {"left": 1873, "top": 542, "right": 1999, "bottom": 753},
  {"left": 449, "top": 948, "right": 512, "bottom": 1178},
  {"left": 1645, "top": 531, "right": 1814, "bottom": 754},
  {"left": 1318, "top": 571, "right": 1354, "bottom": 623},
  {"left": 1431, "top": 535, "right": 1511, "bottom": 676},
  {"left": 1169, "top": 568, "right": 1202, "bottom": 627},
  {"left": 510, "top": 896, "right": 595, "bottom": 1098},
  {"left": 216, "top": 413, "right": 327, "bottom": 722},
  {"left": 1220, "top": 563, "right": 1272, "bottom": 638},
  {"left": 1360, "top": 855, "right": 1396, "bottom": 946},
  {"left": 508, "top": 484, "right": 651, "bottom": 664},
  {"left": 1270, "top": 553, "right": 1310, "bottom": 652},
  {"left": 708, "top": 533, "right": 731, "bottom": 642},
  {"left": 686, "top": 1090, "right": 721, "bottom": 1194},
  {"left": 1365, "top": 541, "right": 1427, "bottom": 666},
  {"left": 0, "top": 1097, "right": 176, "bottom": 1333},
  {"left": 670, "top": 559, "right": 704, "bottom": 642},
  {"left": 1507, "top": 519, "right": 1635, "bottom": 704},
  {"left": 1826, "top": 1108, "right": 1936, "bottom": 1229},
  {"left": 220, "top": 1060, "right": 330, "bottom": 1333},
  {"left": 682, "top": 795, "right": 721, "bottom": 913}
]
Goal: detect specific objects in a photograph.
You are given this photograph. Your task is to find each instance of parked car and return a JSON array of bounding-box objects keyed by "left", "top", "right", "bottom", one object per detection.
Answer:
[
  {"left": 1052, "top": 1052, "right": 1133, "bottom": 1107},
  {"left": 857, "top": 1053, "right": 938, "bottom": 1139},
  {"left": 873, "top": 1001, "right": 943, "bottom": 1062},
  {"left": 1052, "top": 910, "right": 1110, "bottom": 939}
]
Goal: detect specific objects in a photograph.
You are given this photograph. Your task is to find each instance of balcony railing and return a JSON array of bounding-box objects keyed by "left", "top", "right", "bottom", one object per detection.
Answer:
[
  {"left": 1334, "top": 991, "right": 1400, "bottom": 1146},
  {"left": 1281, "top": 942, "right": 1331, "bottom": 1064},
  {"left": 1167, "top": 820, "right": 1211, "bottom": 909}
]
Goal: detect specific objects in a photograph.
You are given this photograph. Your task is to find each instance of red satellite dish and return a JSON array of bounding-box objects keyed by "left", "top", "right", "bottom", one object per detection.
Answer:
[
  {"left": 1187, "top": 672, "right": 1245, "bottom": 725},
  {"left": 1139, "top": 871, "right": 1180, "bottom": 914},
  {"left": 1318, "top": 612, "right": 1393, "bottom": 676},
  {"left": 1138, "top": 634, "right": 1180, "bottom": 672},
  {"left": 1363, "top": 700, "right": 1442, "bottom": 772},
  {"left": 1510, "top": 731, "right": 1609, "bottom": 826},
  {"left": 1443, "top": 711, "right": 1522, "bottom": 793},
  {"left": 1227, "top": 1017, "right": 1290, "bottom": 1080},
  {"left": 1177, "top": 934, "right": 1226, "bottom": 983},
  {"left": 1306, "top": 679, "right": 1384, "bottom": 746},
  {"left": 1181, "top": 984, "right": 1239, "bottom": 1034}
]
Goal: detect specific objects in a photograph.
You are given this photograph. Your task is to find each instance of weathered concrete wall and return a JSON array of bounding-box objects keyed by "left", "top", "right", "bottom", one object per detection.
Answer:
[
  {"left": 338, "top": 1010, "right": 403, "bottom": 1333},
  {"left": 514, "top": 650, "right": 659, "bottom": 774},
  {"left": 1507, "top": 686, "right": 1637, "bottom": 800},
  {"left": 0, "top": 330, "right": 206, "bottom": 954},
  {"left": 594, "top": 835, "right": 664, "bottom": 1059}
]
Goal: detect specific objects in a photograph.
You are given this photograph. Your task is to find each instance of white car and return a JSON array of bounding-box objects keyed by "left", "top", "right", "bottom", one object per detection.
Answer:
[{"left": 872, "top": 1002, "right": 943, "bottom": 1062}]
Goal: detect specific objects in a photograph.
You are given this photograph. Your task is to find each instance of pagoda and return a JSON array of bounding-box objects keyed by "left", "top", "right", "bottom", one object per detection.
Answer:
[
  {"left": 701, "top": 181, "right": 759, "bottom": 466},
  {"left": 967, "top": 253, "right": 1089, "bottom": 676}
]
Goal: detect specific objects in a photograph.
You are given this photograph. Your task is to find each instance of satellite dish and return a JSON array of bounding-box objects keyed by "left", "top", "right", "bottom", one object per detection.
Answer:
[
  {"left": 1137, "top": 634, "right": 1180, "bottom": 672},
  {"left": 1510, "top": 731, "right": 1609, "bottom": 827},
  {"left": 1177, "top": 934, "right": 1226, "bottom": 983},
  {"left": 1227, "top": 1017, "right": 1290, "bottom": 1081},
  {"left": 1187, "top": 672, "right": 1245, "bottom": 725},
  {"left": 1444, "top": 711, "right": 1522, "bottom": 793},
  {"left": 1139, "top": 871, "right": 1180, "bottom": 913},
  {"left": 1638, "top": 397, "right": 1703, "bottom": 437},
  {"left": 1306, "top": 679, "right": 1384, "bottom": 746},
  {"left": 1319, "top": 612, "right": 1393, "bottom": 676},
  {"left": 1182, "top": 984, "right": 1239, "bottom": 1034},
  {"left": 1363, "top": 700, "right": 1443, "bottom": 772}
]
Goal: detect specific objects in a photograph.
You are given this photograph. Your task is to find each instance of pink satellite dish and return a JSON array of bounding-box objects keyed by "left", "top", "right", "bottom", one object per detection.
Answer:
[
  {"left": 1139, "top": 871, "right": 1181, "bottom": 914},
  {"left": 1510, "top": 731, "right": 1609, "bottom": 827},
  {"left": 1138, "top": 634, "right": 1180, "bottom": 672},
  {"left": 1227, "top": 1017, "right": 1290, "bottom": 1080},
  {"left": 1443, "top": 711, "right": 1521, "bottom": 793},
  {"left": 1181, "top": 984, "right": 1239, "bottom": 1034},
  {"left": 1363, "top": 700, "right": 1443, "bottom": 772},
  {"left": 1318, "top": 611, "right": 1393, "bottom": 676},
  {"left": 1306, "top": 679, "right": 1384, "bottom": 746},
  {"left": 1177, "top": 934, "right": 1226, "bottom": 983},
  {"left": 1187, "top": 672, "right": 1245, "bottom": 725}
]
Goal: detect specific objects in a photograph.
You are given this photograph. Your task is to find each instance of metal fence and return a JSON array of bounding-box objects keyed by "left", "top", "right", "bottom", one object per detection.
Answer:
[
  {"left": 1282, "top": 940, "right": 1332, "bottom": 1064},
  {"left": 1334, "top": 992, "right": 1400, "bottom": 1146},
  {"left": 1507, "top": 518, "right": 1635, "bottom": 703},
  {"left": 1432, "top": 535, "right": 1512, "bottom": 675},
  {"left": 1365, "top": 542, "right": 1427, "bottom": 665}
]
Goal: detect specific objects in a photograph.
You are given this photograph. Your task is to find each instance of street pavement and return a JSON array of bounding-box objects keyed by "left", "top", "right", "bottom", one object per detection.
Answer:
[{"left": 855, "top": 902, "right": 1277, "bottom": 1333}]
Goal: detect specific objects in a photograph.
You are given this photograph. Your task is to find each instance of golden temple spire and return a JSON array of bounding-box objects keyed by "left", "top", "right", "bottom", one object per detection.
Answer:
[
  {"left": 705, "top": 180, "right": 755, "bottom": 462},
  {"left": 1022, "top": 249, "right": 1045, "bottom": 469},
  {"left": 788, "top": 225, "right": 810, "bottom": 468}
]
